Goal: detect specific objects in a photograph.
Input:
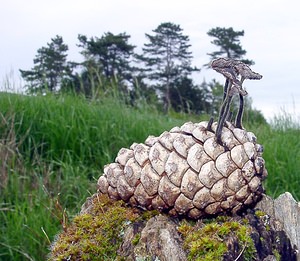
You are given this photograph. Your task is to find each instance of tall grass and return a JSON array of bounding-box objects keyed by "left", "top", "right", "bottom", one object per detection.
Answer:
[
  {"left": 258, "top": 112, "right": 300, "bottom": 200},
  {"left": 0, "top": 92, "right": 188, "bottom": 260},
  {"left": 0, "top": 92, "right": 299, "bottom": 260}
]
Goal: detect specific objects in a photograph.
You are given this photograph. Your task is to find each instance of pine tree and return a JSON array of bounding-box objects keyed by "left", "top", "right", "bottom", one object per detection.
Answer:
[
  {"left": 139, "top": 22, "right": 199, "bottom": 112},
  {"left": 169, "top": 77, "right": 211, "bottom": 115},
  {"left": 20, "top": 35, "right": 71, "bottom": 93},
  {"left": 205, "top": 27, "right": 258, "bottom": 120},
  {"left": 77, "top": 32, "right": 136, "bottom": 82},
  {"left": 207, "top": 27, "right": 254, "bottom": 65}
]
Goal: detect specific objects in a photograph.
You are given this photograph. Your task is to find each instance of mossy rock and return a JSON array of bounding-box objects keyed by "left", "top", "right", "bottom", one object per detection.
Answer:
[
  {"left": 178, "top": 216, "right": 255, "bottom": 260},
  {"left": 49, "top": 194, "right": 297, "bottom": 260},
  {"left": 49, "top": 194, "right": 158, "bottom": 260}
]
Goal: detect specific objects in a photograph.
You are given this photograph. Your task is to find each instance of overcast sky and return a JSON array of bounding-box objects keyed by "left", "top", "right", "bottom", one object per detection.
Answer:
[{"left": 1, "top": 0, "right": 300, "bottom": 121}]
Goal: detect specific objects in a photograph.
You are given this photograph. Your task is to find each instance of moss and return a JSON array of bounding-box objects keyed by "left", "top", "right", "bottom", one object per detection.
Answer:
[
  {"left": 49, "top": 194, "right": 141, "bottom": 260},
  {"left": 140, "top": 209, "right": 160, "bottom": 221},
  {"left": 255, "top": 209, "right": 271, "bottom": 231},
  {"left": 49, "top": 195, "right": 260, "bottom": 260},
  {"left": 255, "top": 210, "right": 266, "bottom": 218},
  {"left": 49, "top": 193, "right": 164, "bottom": 260},
  {"left": 178, "top": 216, "right": 256, "bottom": 261},
  {"left": 273, "top": 249, "right": 281, "bottom": 261},
  {"left": 132, "top": 233, "right": 141, "bottom": 246}
]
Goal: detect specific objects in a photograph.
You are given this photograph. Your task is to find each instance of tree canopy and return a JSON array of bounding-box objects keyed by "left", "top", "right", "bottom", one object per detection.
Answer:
[
  {"left": 138, "top": 22, "right": 200, "bottom": 112},
  {"left": 77, "top": 32, "right": 136, "bottom": 81},
  {"left": 205, "top": 27, "right": 256, "bottom": 118},
  {"left": 207, "top": 27, "right": 254, "bottom": 65},
  {"left": 19, "top": 24, "right": 265, "bottom": 123},
  {"left": 20, "top": 35, "right": 72, "bottom": 93}
]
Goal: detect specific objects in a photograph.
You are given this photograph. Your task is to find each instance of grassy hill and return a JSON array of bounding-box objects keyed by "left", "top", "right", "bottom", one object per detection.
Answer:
[{"left": 0, "top": 92, "right": 299, "bottom": 260}]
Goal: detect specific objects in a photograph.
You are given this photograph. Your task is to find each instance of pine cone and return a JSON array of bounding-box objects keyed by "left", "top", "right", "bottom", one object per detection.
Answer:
[{"left": 97, "top": 121, "right": 267, "bottom": 219}]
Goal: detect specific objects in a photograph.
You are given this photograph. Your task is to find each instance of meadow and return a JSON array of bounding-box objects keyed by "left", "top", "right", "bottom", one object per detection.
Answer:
[{"left": 0, "top": 92, "right": 299, "bottom": 260}]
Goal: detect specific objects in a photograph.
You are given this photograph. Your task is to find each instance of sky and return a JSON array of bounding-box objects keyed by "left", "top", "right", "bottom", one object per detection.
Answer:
[{"left": 1, "top": 0, "right": 300, "bottom": 121}]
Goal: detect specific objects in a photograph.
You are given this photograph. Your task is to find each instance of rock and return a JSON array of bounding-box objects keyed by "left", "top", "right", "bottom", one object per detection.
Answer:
[
  {"left": 49, "top": 193, "right": 298, "bottom": 260},
  {"left": 257, "top": 192, "right": 300, "bottom": 260},
  {"left": 123, "top": 215, "right": 187, "bottom": 261}
]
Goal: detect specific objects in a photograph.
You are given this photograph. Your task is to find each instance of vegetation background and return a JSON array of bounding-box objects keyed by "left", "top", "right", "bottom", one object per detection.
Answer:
[{"left": 0, "top": 23, "right": 299, "bottom": 260}]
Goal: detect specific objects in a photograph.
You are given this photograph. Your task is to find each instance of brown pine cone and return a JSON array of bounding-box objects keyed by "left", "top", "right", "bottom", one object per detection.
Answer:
[{"left": 97, "top": 120, "right": 267, "bottom": 219}]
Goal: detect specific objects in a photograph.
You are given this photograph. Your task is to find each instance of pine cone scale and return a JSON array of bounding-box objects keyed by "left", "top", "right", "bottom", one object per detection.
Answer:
[{"left": 97, "top": 121, "right": 267, "bottom": 218}]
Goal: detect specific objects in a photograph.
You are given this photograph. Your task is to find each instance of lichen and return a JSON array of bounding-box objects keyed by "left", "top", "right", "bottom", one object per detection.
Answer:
[{"left": 178, "top": 216, "right": 256, "bottom": 261}]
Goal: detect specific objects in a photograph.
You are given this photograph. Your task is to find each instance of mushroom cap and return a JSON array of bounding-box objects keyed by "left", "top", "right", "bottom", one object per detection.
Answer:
[
  {"left": 211, "top": 58, "right": 262, "bottom": 81},
  {"left": 211, "top": 58, "right": 262, "bottom": 98}
]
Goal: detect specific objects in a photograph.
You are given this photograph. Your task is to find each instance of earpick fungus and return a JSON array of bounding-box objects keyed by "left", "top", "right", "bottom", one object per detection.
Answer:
[
  {"left": 97, "top": 58, "right": 267, "bottom": 219},
  {"left": 211, "top": 58, "right": 262, "bottom": 143}
]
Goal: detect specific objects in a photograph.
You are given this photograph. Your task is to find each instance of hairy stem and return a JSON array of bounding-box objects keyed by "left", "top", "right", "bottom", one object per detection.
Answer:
[
  {"left": 216, "top": 81, "right": 233, "bottom": 144},
  {"left": 207, "top": 117, "right": 214, "bottom": 132},
  {"left": 235, "top": 77, "right": 245, "bottom": 129},
  {"left": 223, "top": 79, "right": 229, "bottom": 101},
  {"left": 218, "top": 80, "right": 231, "bottom": 124},
  {"left": 235, "top": 94, "right": 244, "bottom": 129}
]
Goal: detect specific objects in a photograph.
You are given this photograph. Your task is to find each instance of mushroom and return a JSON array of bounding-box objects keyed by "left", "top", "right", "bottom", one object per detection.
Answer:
[
  {"left": 231, "top": 60, "right": 262, "bottom": 129},
  {"left": 211, "top": 58, "right": 262, "bottom": 144}
]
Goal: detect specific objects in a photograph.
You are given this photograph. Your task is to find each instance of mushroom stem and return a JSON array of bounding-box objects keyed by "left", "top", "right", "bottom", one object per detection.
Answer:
[
  {"left": 219, "top": 81, "right": 232, "bottom": 122},
  {"left": 235, "top": 94, "right": 244, "bottom": 129},
  {"left": 235, "top": 77, "right": 245, "bottom": 129},
  {"left": 216, "top": 81, "right": 233, "bottom": 144},
  {"left": 207, "top": 117, "right": 214, "bottom": 132},
  {"left": 211, "top": 58, "right": 262, "bottom": 142},
  {"left": 223, "top": 79, "right": 229, "bottom": 101},
  {"left": 222, "top": 94, "right": 234, "bottom": 126}
]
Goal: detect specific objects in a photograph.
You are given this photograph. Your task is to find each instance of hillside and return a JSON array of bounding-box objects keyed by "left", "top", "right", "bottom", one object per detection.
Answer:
[{"left": 0, "top": 93, "right": 299, "bottom": 260}]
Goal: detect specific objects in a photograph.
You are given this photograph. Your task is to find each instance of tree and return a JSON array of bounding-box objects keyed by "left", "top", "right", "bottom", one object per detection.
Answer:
[
  {"left": 205, "top": 27, "right": 260, "bottom": 122},
  {"left": 169, "top": 77, "right": 211, "bottom": 114},
  {"left": 207, "top": 27, "right": 254, "bottom": 65},
  {"left": 20, "top": 35, "right": 72, "bottom": 93},
  {"left": 77, "top": 32, "right": 136, "bottom": 82},
  {"left": 139, "top": 22, "right": 200, "bottom": 112},
  {"left": 200, "top": 79, "right": 224, "bottom": 116}
]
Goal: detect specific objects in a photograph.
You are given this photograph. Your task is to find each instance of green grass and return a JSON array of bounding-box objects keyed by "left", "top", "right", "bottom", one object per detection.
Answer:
[
  {"left": 0, "top": 92, "right": 188, "bottom": 260},
  {"left": 257, "top": 114, "right": 300, "bottom": 199},
  {"left": 0, "top": 92, "right": 299, "bottom": 260}
]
